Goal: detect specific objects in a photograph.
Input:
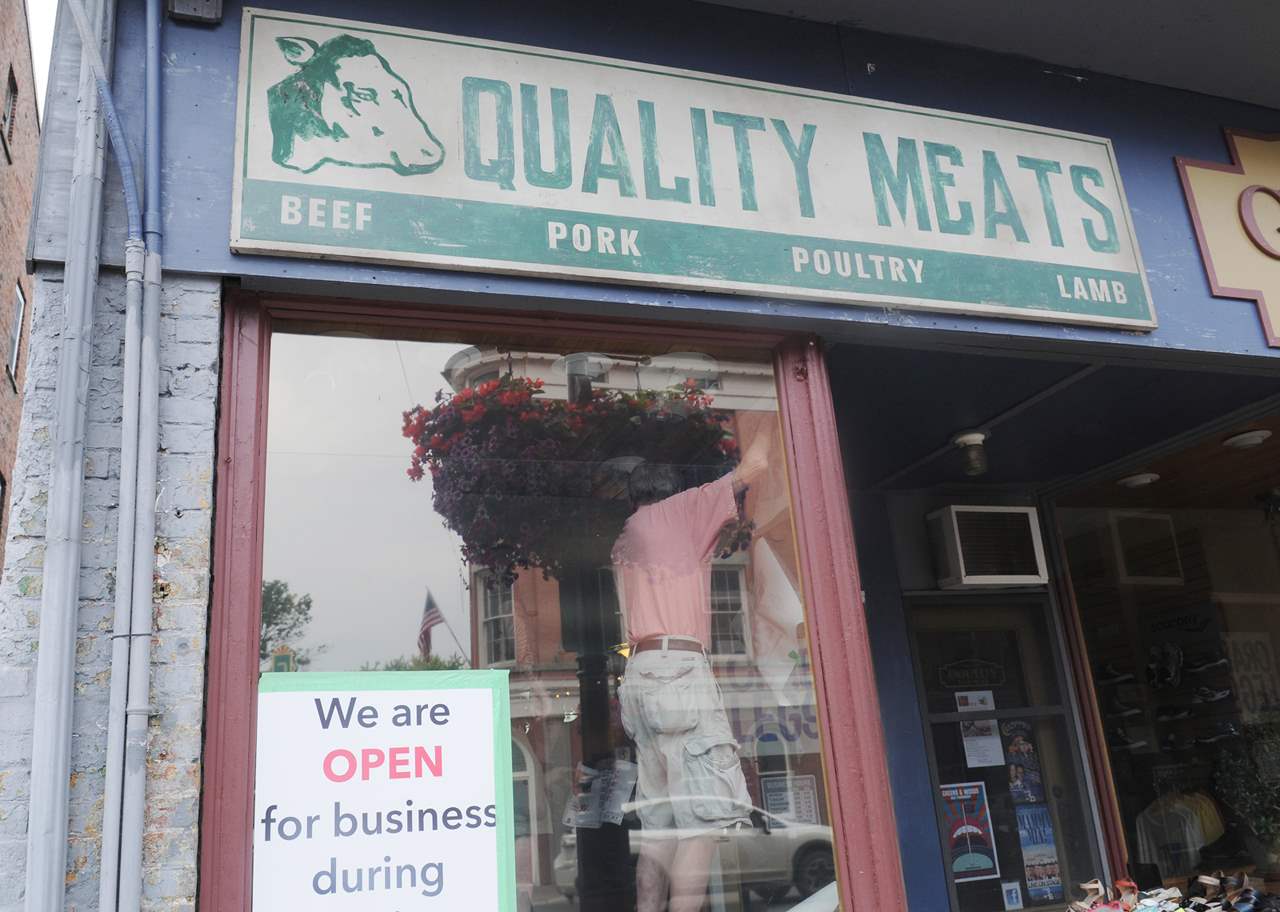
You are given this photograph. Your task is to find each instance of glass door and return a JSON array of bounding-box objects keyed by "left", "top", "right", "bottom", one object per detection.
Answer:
[{"left": 909, "top": 596, "right": 1102, "bottom": 912}]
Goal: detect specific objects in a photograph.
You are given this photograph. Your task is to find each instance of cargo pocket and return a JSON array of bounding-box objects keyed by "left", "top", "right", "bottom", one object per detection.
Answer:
[
  {"left": 682, "top": 734, "right": 747, "bottom": 823},
  {"left": 638, "top": 665, "right": 699, "bottom": 733}
]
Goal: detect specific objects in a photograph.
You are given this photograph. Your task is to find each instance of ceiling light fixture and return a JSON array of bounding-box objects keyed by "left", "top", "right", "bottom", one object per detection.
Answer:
[
  {"left": 1117, "top": 472, "right": 1161, "bottom": 488},
  {"left": 1222, "top": 429, "right": 1273, "bottom": 450},
  {"left": 952, "top": 430, "right": 989, "bottom": 477}
]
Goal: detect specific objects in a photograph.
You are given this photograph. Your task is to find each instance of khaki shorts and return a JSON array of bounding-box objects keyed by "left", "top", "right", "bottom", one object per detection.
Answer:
[{"left": 619, "top": 647, "right": 751, "bottom": 833}]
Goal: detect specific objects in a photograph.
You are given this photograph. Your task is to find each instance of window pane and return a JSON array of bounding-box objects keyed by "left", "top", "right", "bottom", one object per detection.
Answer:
[
  {"left": 913, "top": 602, "right": 1062, "bottom": 716},
  {"left": 9, "top": 284, "right": 23, "bottom": 378},
  {"left": 260, "top": 333, "right": 841, "bottom": 912},
  {"left": 1061, "top": 503, "right": 1280, "bottom": 886}
]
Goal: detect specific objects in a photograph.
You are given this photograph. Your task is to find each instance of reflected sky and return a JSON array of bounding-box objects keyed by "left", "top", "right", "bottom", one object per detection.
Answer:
[{"left": 263, "top": 334, "right": 471, "bottom": 670}]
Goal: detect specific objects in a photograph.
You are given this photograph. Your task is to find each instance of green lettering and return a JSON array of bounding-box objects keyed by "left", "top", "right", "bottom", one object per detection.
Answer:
[
  {"left": 638, "top": 100, "right": 691, "bottom": 203},
  {"left": 462, "top": 77, "right": 515, "bottom": 191},
  {"left": 924, "top": 141, "right": 972, "bottom": 236},
  {"left": 771, "top": 119, "right": 817, "bottom": 219},
  {"left": 1016, "top": 155, "right": 1064, "bottom": 247},
  {"left": 520, "top": 84, "right": 571, "bottom": 190},
  {"left": 863, "top": 133, "right": 931, "bottom": 230},
  {"left": 1070, "top": 165, "right": 1120, "bottom": 253},
  {"left": 690, "top": 108, "right": 715, "bottom": 207},
  {"left": 982, "top": 150, "right": 1028, "bottom": 242},
  {"left": 712, "top": 111, "right": 766, "bottom": 212},
  {"left": 582, "top": 94, "right": 636, "bottom": 197}
]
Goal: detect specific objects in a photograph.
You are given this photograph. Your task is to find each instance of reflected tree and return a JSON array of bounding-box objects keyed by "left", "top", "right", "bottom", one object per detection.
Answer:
[
  {"left": 260, "top": 579, "right": 315, "bottom": 663},
  {"left": 361, "top": 654, "right": 467, "bottom": 671}
]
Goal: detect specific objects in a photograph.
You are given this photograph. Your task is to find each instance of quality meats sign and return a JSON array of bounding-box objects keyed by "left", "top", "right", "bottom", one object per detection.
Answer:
[{"left": 232, "top": 8, "right": 1155, "bottom": 330}]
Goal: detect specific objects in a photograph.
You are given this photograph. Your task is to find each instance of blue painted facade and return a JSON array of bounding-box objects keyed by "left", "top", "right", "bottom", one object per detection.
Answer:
[
  {"left": 88, "top": 0, "right": 1280, "bottom": 364},
  {"left": 68, "top": 2, "right": 1280, "bottom": 908}
]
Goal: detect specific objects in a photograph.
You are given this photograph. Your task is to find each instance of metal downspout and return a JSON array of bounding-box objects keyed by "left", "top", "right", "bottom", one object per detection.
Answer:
[
  {"left": 61, "top": 2, "right": 147, "bottom": 909},
  {"left": 97, "top": 236, "right": 143, "bottom": 912},
  {"left": 24, "top": 0, "right": 117, "bottom": 907},
  {"left": 117, "top": 0, "right": 163, "bottom": 906}
]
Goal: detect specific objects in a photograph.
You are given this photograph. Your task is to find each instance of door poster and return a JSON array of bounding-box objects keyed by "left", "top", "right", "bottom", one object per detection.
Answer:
[
  {"left": 252, "top": 670, "right": 516, "bottom": 912},
  {"left": 940, "top": 782, "right": 1001, "bottom": 882},
  {"left": 1002, "top": 880, "right": 1026, "bottom": 910},
  {"left": 1001, "top": 720, "right": 1045, "bottom": 804},
  {"left": 962, "top": 718, "right": 1006, "bottom": 768},
  {"left": 955, "top": 690, "right": 996, "bottom": 713},
  {"left": 1015, "top": 804, "right": 1064, "bottom": 903}
]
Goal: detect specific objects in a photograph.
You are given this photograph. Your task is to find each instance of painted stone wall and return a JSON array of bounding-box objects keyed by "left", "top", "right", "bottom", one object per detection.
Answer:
[{"left": 0, "top": 266, "right": 219, "bottom": 911}]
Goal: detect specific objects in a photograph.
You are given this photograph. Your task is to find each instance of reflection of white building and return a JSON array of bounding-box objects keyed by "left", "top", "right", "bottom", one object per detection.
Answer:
[
  {"left": 442, "top": 348, "right": 780, "bottom": 412},
  {"left": 443, "top": 348, "right": 825, "bottom": 893}
]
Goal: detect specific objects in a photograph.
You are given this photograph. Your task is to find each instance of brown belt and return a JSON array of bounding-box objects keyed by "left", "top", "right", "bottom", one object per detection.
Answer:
[{"left": 633, "top": 636, "right": 705, "bottom": 654}]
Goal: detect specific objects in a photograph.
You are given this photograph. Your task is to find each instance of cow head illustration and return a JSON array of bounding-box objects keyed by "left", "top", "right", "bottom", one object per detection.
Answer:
[{"left": 266, "top": 34, "right": 445, "bottom": 176}]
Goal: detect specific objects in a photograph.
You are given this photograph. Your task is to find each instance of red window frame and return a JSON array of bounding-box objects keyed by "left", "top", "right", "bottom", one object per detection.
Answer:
[{"left": 198, "top": 290, "right": 906, "bottom": 911}]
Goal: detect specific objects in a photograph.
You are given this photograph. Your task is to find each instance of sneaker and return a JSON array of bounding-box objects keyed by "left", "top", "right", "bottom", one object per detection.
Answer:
[
  {"left": 1162, "top": 642, "right": 1184, "bottom": 688},
  {"left": 1096, "top": 662, "right": 1135, "bottom": 685},
  {"left": 1147, "top": 643, "right": 1184, "bottom": 689},
  {"left": 1196, "top": 722, "right": 1241, "bottom": 744},
  {"left": 1192, "top": 685, "right": 1232, "bottom": 704},
  {"left": 1146, "top": 647, "right": 1164, "bottom": 688},
  {"left": 1156, "top": 705, "right": 1192, "bottom": 721},
  {"left": 1106, "top": 696, "right": 1142, "bottom": 718},
  {"left": 1186, "top": 653, "right": 1229, "bottom": 674},
  {"left": 1108, "top": 728, "right": 1147, "bottom": 751}
]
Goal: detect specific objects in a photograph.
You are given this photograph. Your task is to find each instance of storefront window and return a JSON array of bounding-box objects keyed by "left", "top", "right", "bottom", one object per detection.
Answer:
[
  {"left": 259, "top": 331, "right": 841, "bottom": 912},
  {"left": 1059, "top": 420, "right": 1280, "bottom": 888}
]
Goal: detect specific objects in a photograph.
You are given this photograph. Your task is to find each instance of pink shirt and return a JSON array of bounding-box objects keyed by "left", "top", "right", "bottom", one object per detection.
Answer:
[{"left": 611, "top": 474, "right": 738, "bottom": 647}]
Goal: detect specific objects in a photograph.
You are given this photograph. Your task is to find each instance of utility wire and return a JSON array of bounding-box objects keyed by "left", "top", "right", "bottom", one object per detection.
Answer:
[{"left": 395, "top": 340, "right": 469, "bottom": 662}]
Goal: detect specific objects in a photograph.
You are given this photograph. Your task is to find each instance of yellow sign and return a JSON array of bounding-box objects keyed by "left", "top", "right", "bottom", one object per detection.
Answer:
[{"left": 1178, "top": 130, "right": 1280, "bottom": 346}]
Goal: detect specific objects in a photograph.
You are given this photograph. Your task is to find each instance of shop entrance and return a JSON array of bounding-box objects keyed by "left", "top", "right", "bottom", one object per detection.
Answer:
[
  {"left": 827, "top": 339, "right": 1280, "bottom": 912},
  {"left": 908, "top": 596, "right": 1099, "bottom": 912}
]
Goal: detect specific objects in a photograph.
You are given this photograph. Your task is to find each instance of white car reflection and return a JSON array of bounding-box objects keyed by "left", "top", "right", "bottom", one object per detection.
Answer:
[{"left": 552, "top": 800, "right": 835, "bottom": 904}]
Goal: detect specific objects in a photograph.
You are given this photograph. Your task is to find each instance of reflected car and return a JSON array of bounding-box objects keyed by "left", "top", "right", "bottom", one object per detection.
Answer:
[{"left": 552, "top": 799, "right": 835, "bottom": 903}]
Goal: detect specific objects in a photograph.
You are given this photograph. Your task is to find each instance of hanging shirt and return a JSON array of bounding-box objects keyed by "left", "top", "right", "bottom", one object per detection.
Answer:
[
  {"left": 612, "top": 474, "right": 738, "bottom": 647},
  {"left": 1135, "top": 796, "right": 1207, "bottom": 876}
]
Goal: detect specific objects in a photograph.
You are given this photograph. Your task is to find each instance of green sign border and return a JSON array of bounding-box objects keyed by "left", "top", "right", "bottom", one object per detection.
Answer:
[
  {"left": 232, "top": 7, "right": 1157, "bottom": 332},
  {"left": 257, "top": 669, "right": 516, "bottom": 912}
]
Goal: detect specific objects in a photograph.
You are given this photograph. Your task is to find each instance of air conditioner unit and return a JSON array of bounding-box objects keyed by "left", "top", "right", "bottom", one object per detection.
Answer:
[{"left": 926, "top": 505, "right": 1049, "bottom": 589}]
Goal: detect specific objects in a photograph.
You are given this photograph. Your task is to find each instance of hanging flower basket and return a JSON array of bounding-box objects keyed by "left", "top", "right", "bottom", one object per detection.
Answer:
[{"left": 403, "top": 375, "right": 742, "bottom": 582}]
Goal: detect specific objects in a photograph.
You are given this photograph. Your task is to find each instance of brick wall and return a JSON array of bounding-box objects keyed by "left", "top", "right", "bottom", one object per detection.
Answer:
[
  {"left": 0, "top": 0, "right": 41, "bottom": 573},
  {"left": 0, "top": 266, "right": 220, "bottom": 912}
]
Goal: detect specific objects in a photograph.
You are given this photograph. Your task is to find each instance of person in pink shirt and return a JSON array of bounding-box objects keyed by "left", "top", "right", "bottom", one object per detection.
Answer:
[{"left": 614, "top": 430, "right": 771, "bottom": 912}]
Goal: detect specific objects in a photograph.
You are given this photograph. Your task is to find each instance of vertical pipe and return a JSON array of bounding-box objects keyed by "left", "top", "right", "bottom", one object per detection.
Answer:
[
  {"left": 24, "top": 0, "right": 115, "bottom": 907},
  {"left": 116, "top": 0, "right": 164, "bottom": 906},
  {"left": 97, "top": 238, "right": 144, "bottom": 912},
  {"left": 116, "top": 250, "right": 161, "bottom": 912},
  {"left": 143, "top": 0, "right": 161, "bottom": 256}
]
